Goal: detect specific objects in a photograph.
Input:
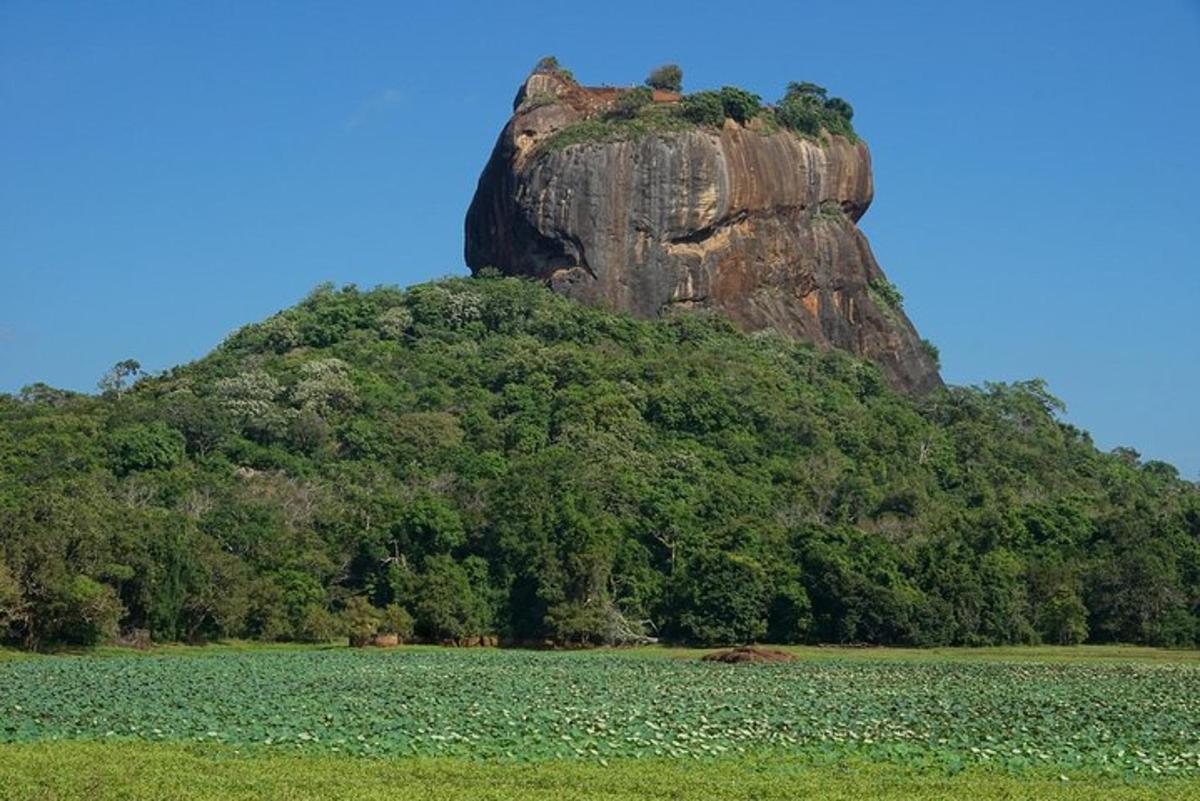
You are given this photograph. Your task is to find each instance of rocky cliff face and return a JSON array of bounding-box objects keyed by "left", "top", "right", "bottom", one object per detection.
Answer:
[{"left": 465, "top": 71, "right": 942, "bottom": 394}]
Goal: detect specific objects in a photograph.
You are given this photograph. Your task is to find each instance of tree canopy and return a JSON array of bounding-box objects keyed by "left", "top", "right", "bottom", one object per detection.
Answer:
[
  {"left": 645, "top": 64, "right": 683, "bottom": 93},
  {"left": 1, "top": 276, "right": 1196, "bottom": 650}
]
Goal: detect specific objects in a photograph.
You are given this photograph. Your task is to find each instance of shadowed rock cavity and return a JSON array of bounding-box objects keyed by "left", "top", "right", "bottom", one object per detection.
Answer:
[{"left": 465, "top": 71, "right": 942, "bottom": 394}]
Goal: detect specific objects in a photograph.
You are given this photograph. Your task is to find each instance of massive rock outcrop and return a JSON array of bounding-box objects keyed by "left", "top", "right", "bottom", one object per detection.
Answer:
[{"left": 465, "top": 70, "right": 942, "bottom": 394}]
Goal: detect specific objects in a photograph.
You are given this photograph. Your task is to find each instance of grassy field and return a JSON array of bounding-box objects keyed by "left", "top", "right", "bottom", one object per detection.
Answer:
[
  {"left": 3, "top": 741, "right": 1198, "bottom": 801},
  {"left": 1, "top": 644, "right": 1198, "bottom": 799}
]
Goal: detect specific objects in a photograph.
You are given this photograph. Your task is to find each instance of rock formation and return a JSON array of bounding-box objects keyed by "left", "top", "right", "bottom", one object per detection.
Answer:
[{"left": 465, "top": 69, "right": 942, "bottom": 394}]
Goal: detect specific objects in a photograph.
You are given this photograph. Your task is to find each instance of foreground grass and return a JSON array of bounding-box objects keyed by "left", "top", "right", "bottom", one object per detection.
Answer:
[{"left": 1, "top": 742, "right": 1196, "bottom": 801}]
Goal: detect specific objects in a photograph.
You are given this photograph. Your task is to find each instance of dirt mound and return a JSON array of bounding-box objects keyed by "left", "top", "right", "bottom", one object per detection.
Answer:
[{"left": 701, "top": 646, "right": 796, "bottom": 664}]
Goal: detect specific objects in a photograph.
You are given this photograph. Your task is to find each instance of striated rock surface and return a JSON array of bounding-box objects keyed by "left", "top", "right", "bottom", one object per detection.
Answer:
[{"left": 465, "top": 71, "right": 942, "bottom": 394}]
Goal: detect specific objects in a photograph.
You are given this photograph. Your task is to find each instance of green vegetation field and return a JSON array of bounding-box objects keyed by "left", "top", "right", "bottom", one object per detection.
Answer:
[{"left": 2, "top": 645, "right": 1198, "bottom": 799}]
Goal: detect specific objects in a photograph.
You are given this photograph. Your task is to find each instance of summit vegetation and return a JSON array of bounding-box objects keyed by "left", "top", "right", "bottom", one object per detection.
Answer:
[{"left": 540, "top": 60, "right": 859, "bottom": 150}]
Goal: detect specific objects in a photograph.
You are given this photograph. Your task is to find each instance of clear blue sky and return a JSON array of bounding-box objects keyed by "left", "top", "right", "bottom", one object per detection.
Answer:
[{"left": 2, "top": 1, "right": 1197, "bottom": 476}]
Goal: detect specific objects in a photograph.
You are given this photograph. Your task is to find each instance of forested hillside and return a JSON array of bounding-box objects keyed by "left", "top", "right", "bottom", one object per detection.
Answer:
[{"left": 1, "top": 276, "right": 1196, "bottom": 650}]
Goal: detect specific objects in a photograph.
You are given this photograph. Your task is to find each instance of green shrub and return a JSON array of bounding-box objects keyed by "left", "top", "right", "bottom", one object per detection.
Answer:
[
  {"left": 786, "top": 81, "right": 828, "bottom": 100},
  {"left": 679, "top": 91, "right": 725, "bottom": 126},
  {"left": 215, "top": 370, "right": 287, "bottom": 442},
  {"left": 775, "top": 81, "right": 857, "bottom": 140},
  {"left": 0, "top": 559, "right": 25, "bottom": 640},
  {"left": 645, "top": 63, "right": 683, "bottom": 93},
  {"left": 820, "top": 104, "right": 856, "bottom": 139},
  {"left": 717, "top": 86, "right": 761, "bottom": 124},
  {"left": 59, "top": 576, "right": 123, "bottom": 646},
  {"left": 542, "top": 104, "right": 692, "bottom": 151},
  {"left": 260, "top": 315, "right": 300, "bottom": 354},
  {"left": 775, "top": 96, "right": 822, "bottom": 136},
  {"left": 286, "top": 407, "right": 331, "bottom": 455},
  {"left": 612, "top": 86, "right": 652, "bottom": 119},
  {"left": 294, "top": 604, "right": 339, "bottom": 643},
  {"left": 1037, "top": 587, "right": 1089, "bottom": 645},
  {"left": 673, "top": 550, "right": 770, "bottom": 645},
  {"left": 376, "top": 306, "right": 413, "bottom": 340},
  {"left": 766, "top": 580, "right": 813, "bottom": 643},
  {"left": 105, "top": 422, "right": 186, "bottom": 475},
  {"left": 410, "top": 555, "right": 488, "bottom": 642},
  {"left": 824, "top": 96, "right": 854, "bottom": 121},
  {"left": 379, "top": 604, "right": 415, "bottom": 640},
  {"left": 543, "top": 599, "right": 614, "bottom": 645},
  {"left": 291, "top": 358, "right": 358, "bottom": 414},
  {"left": 813, "top": 200, "right": 845, "bottom": 221},
  {"left": 532, "top": 55, "right": 574, "bottom": 82},
  {"left": 920, "top": 338, "right": 941, "bottom": 368},
  {"left": 868, "top": 277, "right": 905, "bottom": 311},
  {"left": 341, "top": 596, "right": 381, "bottom": 647},
  {"left": 97, "top": 358, "right": 141, "bottom": 395}
]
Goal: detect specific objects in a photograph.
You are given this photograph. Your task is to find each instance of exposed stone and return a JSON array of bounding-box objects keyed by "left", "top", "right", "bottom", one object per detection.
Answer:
[{"left": 465, "top": 71, "right": 942, "bottom": 394}]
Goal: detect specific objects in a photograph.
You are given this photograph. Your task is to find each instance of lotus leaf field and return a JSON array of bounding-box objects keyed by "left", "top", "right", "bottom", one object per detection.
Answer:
[{"left": 2, "top": 648, "right": 1199, "bottom": 779}]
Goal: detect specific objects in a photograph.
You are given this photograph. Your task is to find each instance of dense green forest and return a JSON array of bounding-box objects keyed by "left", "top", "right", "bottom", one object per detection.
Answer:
[{"left": 1, "top": 276, "right": 1197, "bottom": 650}]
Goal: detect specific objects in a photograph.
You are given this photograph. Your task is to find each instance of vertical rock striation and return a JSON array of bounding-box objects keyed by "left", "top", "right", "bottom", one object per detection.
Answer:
[{"left": 465, "top": 71, "right": 942, "bottom": 394}]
